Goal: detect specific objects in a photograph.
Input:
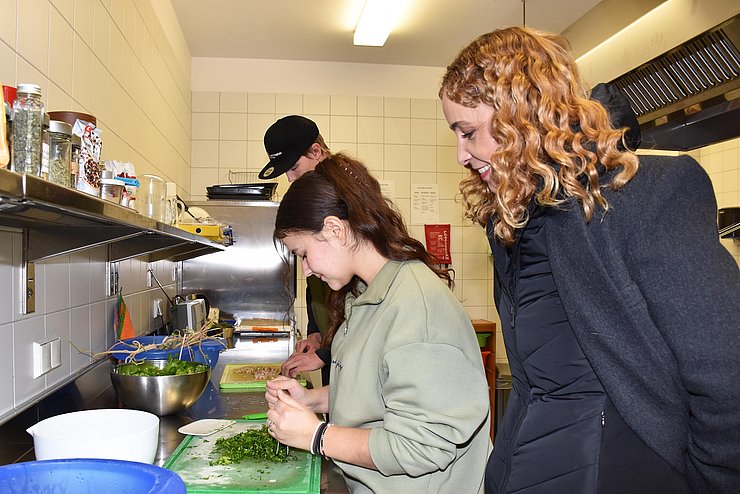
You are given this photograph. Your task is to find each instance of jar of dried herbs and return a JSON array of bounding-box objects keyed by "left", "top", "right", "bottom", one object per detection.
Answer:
[
  {"left": 11, "top": 83, "right": 44, "bottom": 176},
  {"left": 48, "top": 120, "right": 72, "bottom": 187},
  {"left": 40, "top": 112, "right": 50, "bottom": 179}
]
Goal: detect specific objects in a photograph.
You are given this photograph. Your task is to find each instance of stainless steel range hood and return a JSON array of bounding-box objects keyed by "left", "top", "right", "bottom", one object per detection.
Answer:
[{"left": 609, "top": 14, "right": 740, "bottom": 151}]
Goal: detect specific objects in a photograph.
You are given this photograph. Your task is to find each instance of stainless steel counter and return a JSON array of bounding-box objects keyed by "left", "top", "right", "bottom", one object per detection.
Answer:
[
  {"left": 164, "top": 338, "right": 348, "bottom": 493},
  {"left": 0, "top": 337, "right": 348, "bottom": 493}
]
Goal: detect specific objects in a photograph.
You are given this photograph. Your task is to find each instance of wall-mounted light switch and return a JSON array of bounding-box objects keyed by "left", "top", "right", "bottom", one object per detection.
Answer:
[
  {"left": 32, "top": 338, "right": 61, "bottom": 378},
  {"left": 50, "top": 338, "right": 61, "bottom": 370}
]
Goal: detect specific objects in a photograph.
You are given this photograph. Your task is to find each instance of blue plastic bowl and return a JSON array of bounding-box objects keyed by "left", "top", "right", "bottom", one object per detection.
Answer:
[
  {"left": 111, "top": 336, "right": 226, "bottom": 367},
  {"left": 0, "top": 459, "right": 186, "bottom": 494}
]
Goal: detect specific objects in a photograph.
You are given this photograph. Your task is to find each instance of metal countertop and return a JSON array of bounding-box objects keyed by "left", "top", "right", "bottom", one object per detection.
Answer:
[
  {"left": 159, "top": 338, "right": 349, "bottom": 493},
  {"left": 0, "top": 337, "right": 348, "bottom": 493}
]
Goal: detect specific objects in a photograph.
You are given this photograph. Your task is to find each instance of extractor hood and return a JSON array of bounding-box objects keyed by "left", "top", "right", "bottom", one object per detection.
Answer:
[{"left": 609, "top": 14, "right": 740, "bottom": 151}]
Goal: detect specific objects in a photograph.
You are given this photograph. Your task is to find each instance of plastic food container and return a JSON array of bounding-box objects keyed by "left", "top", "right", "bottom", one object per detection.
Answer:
[
  {"left": 0, "top": 459, "right": 186, "bottom": 494},
  {"left": 100, "top": 177, "right": 125, "bottom": 203},
  {"left": 110, "top": 335, "right": 226, "bottom": 367},
  {"left": 26, "top": 409, "right": 160, "bottom": 464}
]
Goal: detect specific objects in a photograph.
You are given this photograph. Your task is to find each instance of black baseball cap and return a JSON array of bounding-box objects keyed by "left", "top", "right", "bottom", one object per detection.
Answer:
[{"left": 259, "top": 115, "right": 320, "bottom": 179}]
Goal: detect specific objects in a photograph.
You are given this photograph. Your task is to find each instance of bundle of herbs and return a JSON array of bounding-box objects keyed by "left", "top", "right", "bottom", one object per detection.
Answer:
[{"left": 210, "top": 425, "right": 295, "bottom": 465}]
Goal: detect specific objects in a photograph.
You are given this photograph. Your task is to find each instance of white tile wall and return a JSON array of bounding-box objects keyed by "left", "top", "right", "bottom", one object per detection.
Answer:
[
  {"left": 1, "top": 0, "right": 189, "bottom": 423},
  {"left": 0, "top": 323, "right": 13, "bottom": 417},
  {"left": 3, "top": 0, "right": 193, "bottom": 190}
]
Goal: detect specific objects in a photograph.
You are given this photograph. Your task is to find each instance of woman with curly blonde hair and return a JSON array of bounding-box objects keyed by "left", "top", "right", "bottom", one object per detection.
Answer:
[{"left": 440, "top": 26, "right": 740, "bottom": 494}]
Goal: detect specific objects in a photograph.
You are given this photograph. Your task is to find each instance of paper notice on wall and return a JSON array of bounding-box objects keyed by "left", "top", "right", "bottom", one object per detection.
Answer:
[
  {"left": 411, "top": 184, "right": 439, "bottom": 224},
  {"left": 379, "top": 179, "right": 396, "bottom": 202}
]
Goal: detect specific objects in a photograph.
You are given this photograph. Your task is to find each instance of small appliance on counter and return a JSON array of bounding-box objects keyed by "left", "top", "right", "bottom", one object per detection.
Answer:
[{"left": 171, "top": 297, "right": 207, "bottom": 332}]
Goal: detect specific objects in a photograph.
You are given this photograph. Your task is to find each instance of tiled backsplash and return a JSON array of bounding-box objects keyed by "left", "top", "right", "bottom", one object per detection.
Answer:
[{"left": 0, "top": 227, "right": 177, "bottom": 423}]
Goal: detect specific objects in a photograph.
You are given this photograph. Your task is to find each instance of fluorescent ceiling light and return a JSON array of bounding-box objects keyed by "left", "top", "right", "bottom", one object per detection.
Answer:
[{"left": 353, "top": 0, "right": 404, "bottom": 47}]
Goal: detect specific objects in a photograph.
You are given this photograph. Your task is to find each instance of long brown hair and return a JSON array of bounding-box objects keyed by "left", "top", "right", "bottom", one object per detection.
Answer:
[
  {"left": 275, "top": 153, "right": 453, "bottom": 343},
  {"left": 440, "top": 26, "right": 639, "bottom": 246}
]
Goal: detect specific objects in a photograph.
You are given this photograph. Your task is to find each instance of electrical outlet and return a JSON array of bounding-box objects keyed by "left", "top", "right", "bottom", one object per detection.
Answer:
[{"left": 153, "top": 298, "right": 163, "bottom": 318}]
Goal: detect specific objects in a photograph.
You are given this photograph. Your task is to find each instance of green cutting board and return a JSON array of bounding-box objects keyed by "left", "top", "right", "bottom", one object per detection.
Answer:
[
  {"left": 164, "top": 420, "right": 321, "bottom": 493},
  {"left": 219, "top": 363, "right": 306, "bottom": 390}
]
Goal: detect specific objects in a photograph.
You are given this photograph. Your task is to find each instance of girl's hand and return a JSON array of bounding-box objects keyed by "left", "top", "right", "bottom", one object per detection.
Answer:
[
  {"left": 265, "top": 376, "right": 308, "bottom": 409},
  {"left": 266, "top": 389, "right": 321, "bottom": 450}
]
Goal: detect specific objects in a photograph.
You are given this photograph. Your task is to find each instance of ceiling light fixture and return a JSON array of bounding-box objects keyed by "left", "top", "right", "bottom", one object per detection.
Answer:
[{"left": 353, "top": 0, "right": 405, "bottom": 47}]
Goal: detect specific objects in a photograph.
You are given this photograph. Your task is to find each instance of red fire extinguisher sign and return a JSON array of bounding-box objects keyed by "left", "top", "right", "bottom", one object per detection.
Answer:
[{"left": 424, "top": 224, "right": 452, "bottom": 264}]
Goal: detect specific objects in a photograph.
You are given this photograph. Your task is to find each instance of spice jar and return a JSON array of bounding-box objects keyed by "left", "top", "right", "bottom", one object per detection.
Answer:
[
  {"left": 11, "top": 83, "right": 44, "bottom": 176},
  {"left": 70, "top": 133, "right": 81, "bottom": 188},
  {"left": 100, "top": 177, "right": 125, "bottom": 204},
  {"left": 3, "top": 101, "right": 10, "bottom": 169},
  {"left": 40, "top": 113, "right": 50, "bottom": 180},
  {"left": 48, "top": 120, "right": 72, "bottom": 187}
]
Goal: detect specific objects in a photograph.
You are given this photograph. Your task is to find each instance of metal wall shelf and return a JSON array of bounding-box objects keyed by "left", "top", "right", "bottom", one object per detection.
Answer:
[{"left": 0, "top": 167, "right": 225, "bottom": 263}]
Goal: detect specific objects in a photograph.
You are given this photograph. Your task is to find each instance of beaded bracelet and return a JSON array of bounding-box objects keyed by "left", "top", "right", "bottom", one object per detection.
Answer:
[
  {"left": 311, "top": 422, "right": 328, "bottom": 455},
  {"left": 319, "top": 422, "right": 333, "bottom": 457}
]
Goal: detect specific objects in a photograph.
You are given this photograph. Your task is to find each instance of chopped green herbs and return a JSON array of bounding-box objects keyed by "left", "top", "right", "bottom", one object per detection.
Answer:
[
  {"left": 210, "top": 426, "right": 295, "bottom": 465},
  {"left": 116, "top": 356, "right": 208, "bottom": 376}
]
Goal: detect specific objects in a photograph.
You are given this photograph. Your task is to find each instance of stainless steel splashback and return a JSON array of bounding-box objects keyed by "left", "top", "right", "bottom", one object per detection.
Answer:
[{"left": 180, "top": 200, "right": 295, "bottom": 324}]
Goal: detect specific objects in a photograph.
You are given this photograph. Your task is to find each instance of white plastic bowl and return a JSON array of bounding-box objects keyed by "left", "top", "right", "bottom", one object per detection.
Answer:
[{"left": 26, "top": 409, "right": 159, "bottom": 464}]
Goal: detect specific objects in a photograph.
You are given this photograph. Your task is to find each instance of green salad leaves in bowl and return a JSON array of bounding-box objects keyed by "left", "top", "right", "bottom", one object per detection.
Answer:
[{"left": 111, "top": 357, "right": 211, "bottom": 416}]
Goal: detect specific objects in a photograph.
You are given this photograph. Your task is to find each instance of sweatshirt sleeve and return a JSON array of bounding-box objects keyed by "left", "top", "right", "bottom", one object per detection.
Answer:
[
  {"left": 630, "top": 156, "right": 740, "bottom": 493},
  {"left": 368, "top": 341, "right": 489, "bottom": 477},
  {"left": 315, "top": 346, "right": 331, "bottom": 366},
  {"left": 305, "top": 281, "right": 320, "bottom": 337}
]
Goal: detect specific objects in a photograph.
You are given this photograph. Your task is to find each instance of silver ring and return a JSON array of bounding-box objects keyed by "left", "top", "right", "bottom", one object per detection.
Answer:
[{"left": 266, "top": 420, "right": 272, "bottom": 428}]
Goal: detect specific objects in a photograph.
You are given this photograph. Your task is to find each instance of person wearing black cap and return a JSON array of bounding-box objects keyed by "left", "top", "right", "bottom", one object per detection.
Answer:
[
  {"left": 259, "top": 115, "right": 331, "bottom": 182},
  {"left": 260, "top": 115, "right": 333, "bottom": 385}
]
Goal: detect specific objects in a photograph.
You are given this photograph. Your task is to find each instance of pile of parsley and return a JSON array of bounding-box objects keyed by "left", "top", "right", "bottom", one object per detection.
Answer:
[{"left": 210, "top": 425, "right": 294, "bottom": 465}]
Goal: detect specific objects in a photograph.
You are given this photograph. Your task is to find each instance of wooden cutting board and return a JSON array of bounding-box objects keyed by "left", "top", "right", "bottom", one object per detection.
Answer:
[{"left": 164, "top": 420, "right": 320, "bottom": 493}]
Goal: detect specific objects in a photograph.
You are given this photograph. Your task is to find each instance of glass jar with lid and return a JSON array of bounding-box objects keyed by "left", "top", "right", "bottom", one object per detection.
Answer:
[
  {"left": 48, "top": 120, "right": 72, "bottom": 187},
  {"left": 11, "top": 83, "right": 44, "bottom": 176},
  {"left": 40, "top": 113, "right": 50, "bottom": 179},
  {"left": 70, "top": 133, "right": 81, "bottom": 188}
]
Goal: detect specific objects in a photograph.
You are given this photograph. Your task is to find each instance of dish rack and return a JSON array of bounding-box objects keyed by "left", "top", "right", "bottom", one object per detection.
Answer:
[
  {"left": 228, "top": 171, "right": 260, "bottom": 184},
  {"left": 205, "top": 170, "right": 278, "bottom": 201}
]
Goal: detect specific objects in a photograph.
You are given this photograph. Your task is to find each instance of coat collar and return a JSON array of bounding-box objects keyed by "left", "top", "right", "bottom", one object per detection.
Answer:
[{"left": 345, "top": 260, "right": 406, "bottom": 308}]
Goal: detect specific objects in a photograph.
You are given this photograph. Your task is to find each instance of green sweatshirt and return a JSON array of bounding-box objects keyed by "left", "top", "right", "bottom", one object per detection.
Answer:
[{"left": 329, "top": 260, "right": 491, "bottom": 493}]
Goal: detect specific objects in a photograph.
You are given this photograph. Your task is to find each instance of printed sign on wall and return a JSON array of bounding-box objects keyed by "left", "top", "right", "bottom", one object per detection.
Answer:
[{"left": 424, "top": 224, "right": 451, "bottom": 264}]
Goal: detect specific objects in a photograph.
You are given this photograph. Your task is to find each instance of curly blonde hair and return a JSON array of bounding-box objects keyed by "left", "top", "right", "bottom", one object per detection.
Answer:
[{"left": 440, "top": 26, "right": 639, "bottom": 246}]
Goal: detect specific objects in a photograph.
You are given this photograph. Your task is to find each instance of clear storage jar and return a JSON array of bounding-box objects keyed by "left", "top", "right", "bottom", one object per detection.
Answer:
[
  {"left": 40, "top": 113, "right": 50, "bottom": 179},
  {"left": 70, "top": 133, "right": 81, "bottom": 188},
  {"left": 11, "top": 83, "right": 44, "bottom": 176},
  {"left": 100, "top": 178, "right": 125, "bottom": 204},
  {"left": 48, "top": 120, "right": 72, "bottom": 187}
]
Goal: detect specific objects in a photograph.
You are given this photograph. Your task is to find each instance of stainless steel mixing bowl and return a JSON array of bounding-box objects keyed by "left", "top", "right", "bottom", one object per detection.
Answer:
[{"left": 110, "top": 359, "right": 211, "bottom": 416}]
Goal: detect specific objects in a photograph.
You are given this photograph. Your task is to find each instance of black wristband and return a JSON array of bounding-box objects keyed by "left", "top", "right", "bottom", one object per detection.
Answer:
[{"left": 311, "top": 421, "right": 328, "bottom": 455}]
